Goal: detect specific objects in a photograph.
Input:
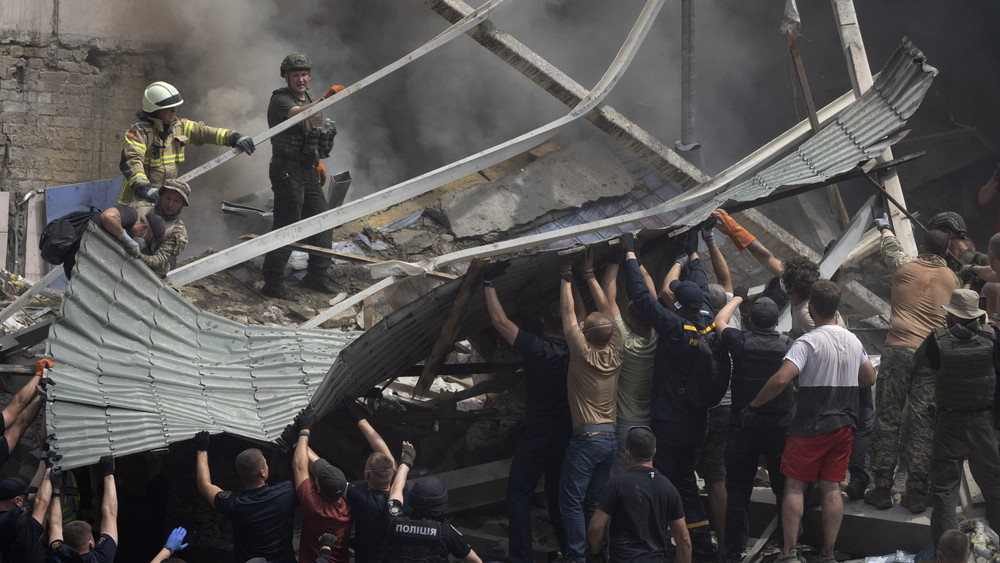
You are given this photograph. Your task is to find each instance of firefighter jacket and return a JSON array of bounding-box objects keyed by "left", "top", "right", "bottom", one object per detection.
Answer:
[
  {"left": 119, "top": 112, "right": 236, "bottom": 205},
  {"left": 134, "top": 203, "right": 188, "bottom": 277}
]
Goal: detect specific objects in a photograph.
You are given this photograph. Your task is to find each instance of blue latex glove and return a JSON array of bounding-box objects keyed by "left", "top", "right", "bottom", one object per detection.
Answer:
[
  {"left": 165, "top": 526, "right": 188, "bottom": 553},
  {"left": 873, "top": 212, "right": 891, "bottom": 232}
]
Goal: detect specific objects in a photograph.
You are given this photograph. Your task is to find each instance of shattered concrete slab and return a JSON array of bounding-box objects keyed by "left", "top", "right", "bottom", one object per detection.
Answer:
[{"left": 433, "top": 139, "right": 635, "bottom": 238}]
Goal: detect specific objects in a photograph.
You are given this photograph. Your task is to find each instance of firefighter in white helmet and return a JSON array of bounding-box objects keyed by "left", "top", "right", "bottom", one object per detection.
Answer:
[{"left": 118, "top": 81, "right": 256, "bottom": 206}]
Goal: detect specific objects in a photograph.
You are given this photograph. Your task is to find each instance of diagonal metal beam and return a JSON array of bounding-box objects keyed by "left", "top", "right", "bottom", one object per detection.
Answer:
[
  {"left": 167, "top": 0, "right": 667, "bottom": 286},
  {"left": 177, "top": 0, "right": 520, "bottom": 184}
]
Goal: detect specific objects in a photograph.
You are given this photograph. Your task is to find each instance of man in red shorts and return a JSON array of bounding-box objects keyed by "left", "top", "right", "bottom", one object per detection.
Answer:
[{"left": 746, "top": 281, "right": 876, "bottom": 563}]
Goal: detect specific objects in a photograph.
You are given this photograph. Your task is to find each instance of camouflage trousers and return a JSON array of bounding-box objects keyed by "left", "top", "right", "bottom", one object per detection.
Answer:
[{"left": 870, "top": 345, "right": 935, "bottom": 493}]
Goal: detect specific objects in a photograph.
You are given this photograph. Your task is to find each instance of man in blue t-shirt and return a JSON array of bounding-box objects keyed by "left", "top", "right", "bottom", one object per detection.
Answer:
[
  {"left": 483, "top": 259, "right": 571, "bottom": 562},
  {"left": 195, "top": 431, "right": 296, "bottom": 563}
]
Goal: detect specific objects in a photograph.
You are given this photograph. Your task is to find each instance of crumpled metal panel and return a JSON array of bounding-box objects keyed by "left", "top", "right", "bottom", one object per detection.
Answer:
[
  {"left": 46, "top": 223, "right": 360, "bottom": 469},
  {"left": 671, "top": 37, "right": 936, "bottom": 226}
]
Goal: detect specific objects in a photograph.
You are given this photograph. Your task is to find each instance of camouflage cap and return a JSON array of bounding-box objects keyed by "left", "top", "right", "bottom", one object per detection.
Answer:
[{"left": 160, "top": 179, "right": 190, "bottom": 206}]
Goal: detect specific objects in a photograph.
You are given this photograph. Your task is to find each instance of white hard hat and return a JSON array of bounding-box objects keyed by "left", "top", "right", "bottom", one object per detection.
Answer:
[{"left": 142, "top": 81, "right": 183, "bottom": 114}]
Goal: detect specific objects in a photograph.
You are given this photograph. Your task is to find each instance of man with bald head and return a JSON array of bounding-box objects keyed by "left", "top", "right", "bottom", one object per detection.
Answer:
[{"left": 557, "top": 248, "right": 624, "bottom": 562}]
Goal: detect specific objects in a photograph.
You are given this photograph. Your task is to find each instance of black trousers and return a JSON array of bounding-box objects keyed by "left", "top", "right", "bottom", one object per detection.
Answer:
[
  {"left": 929, "top": 409, "right": 1000, "bottom": 547},
  {"left": 723, "top": 423, "right": 787, "bottom": 562},
  {"left": 263, "top": 158, "right": 332, "bottom": 279}
]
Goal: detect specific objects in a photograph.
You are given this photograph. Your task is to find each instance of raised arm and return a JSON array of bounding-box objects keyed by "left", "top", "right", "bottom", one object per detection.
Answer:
[
  {"left": 602, "top": 261, "right": 622, "bottom": 318},
  {"left": 98, "top": 455, "right": 118, "bottom": 545},
  {"left": 195, "top": 432, "right": 223, "bottom": 506},
  {"left": 48, "top": 472, "right": 63, "bottom": 545},
  {"left": 389, "top": 442, "right": 415, "bottom": 504},
  {"left": 292, "top": 407, "right": 317, "bottom": 489},
  {"left": 714, "top": 209, "right": 783, "bottom": 277},
  {"left": 561, "top": 277, "right": 578, "bottom": 336},
  {"left": 484, "top": 289, "right": 518, "bottom": 346},
  {"left": 30, "top": 466, "right": 51, "bottom": 528},
  {"left": 581, "top": 249, "right": 612, "bottom": 317},
  {"left": 977, "top": 165, "right": 1000, "bottom": 206},
  {"left": 714, "top": 287, "right": 747, "bottom": 333},
  {"left": 340, "top": 397, "right": 393, "bottom": 459},
  {"left": 702, "top": 222, "right": 734, "bottom": 292}
]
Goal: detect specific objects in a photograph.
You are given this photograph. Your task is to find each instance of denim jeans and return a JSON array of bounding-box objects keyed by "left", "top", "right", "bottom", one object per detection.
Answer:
[
  {"left": 652, "top": 419, "right": 715, "bottom": 560},
  {"left": 559, "top": 432, "right": 618, "bottom": 560},
  {"left": 723, "top": 423, "right": 787, "bottom": 562},
  {"left": 611, "top": 420, "right": 650, "bottom": 478},
  {"left": 507, "top": 425, "right": 570, "bottom": 563}
]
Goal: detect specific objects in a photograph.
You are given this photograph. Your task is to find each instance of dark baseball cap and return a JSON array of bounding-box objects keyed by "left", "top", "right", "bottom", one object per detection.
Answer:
[
  {"left": 0, "top": 477, "right": 29, "bottom": 501},
  {"left": 669, "top": 280, "right": 703, "bottom": 308},
  {"left": 751, "top": 297, "right": 780, "bottom": 328},
  {"left": 313, "top": 459, "right": 347, "bottom": 499}
]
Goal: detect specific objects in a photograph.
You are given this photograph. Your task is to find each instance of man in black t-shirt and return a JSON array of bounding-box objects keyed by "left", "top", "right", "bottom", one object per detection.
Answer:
[
  {"left": 48, "top": 455, "right": 118, "bottom": 563},
  {"left": 195, "top": 432, "right": 296, "bottom": 563},
  {"left": 9, "top": 457, "right": 54, "bottom": 563},
  {"left": 587, "top": 427, "right": 690, "bottom": 563},
  {"left": 483, "top": 260, "right": 571, "bottom": 562}
]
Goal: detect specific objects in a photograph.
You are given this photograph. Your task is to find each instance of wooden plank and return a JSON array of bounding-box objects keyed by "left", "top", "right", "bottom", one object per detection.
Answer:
[
  {"left": 239, "top": 234, "right": 457, "bottom": 281},
  {"left": 742, "top": 516, "right": 779, "bottom": 563},
  {"left": 831, "top": 0, "right": 917, "bottom": 256},
  {"left": 414, "top": 257, "right": 487, "bottom": 398},
  {"left": 299, "top": 276, "right": 397, "bottom": 330},
  {"left": 24, "top": 195, "right": 46, "bottom": 282}
]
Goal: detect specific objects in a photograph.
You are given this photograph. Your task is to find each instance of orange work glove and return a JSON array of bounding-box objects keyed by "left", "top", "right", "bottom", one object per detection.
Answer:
[
  {"left": 712, "top": 209, "right": 756, "bottom": 251},
  {"left": 35, "top": 358, "right": 53, "bottom": 376},
  {"left": 316, "top": 161, "right": 327, "bottom": 185},
  {"left": 323, "top": 85, "right": 345, "bottom": 100}
]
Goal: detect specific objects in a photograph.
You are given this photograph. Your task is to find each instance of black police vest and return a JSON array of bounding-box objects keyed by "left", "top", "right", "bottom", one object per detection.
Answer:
[
  {"left": 933, "top": 327, "right": 996, "bottom": 411},
  {"left": 732, "top": 330, "right": 793, "bottom": 413},
  {"left": 387, "top": 515, "right": 447, "bottom": 563}
]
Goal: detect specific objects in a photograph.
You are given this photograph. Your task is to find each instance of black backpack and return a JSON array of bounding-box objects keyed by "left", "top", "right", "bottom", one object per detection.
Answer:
[
  {"left": 39, "top": 210, "right": 96, "bottom": 265},
  {"left": 678, "top": 321, "right": 733, "bottom": 410}
]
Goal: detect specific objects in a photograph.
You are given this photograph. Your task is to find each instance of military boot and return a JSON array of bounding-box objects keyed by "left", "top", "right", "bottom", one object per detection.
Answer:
[
  {"left": 301, "top": 272, "right": 337, "bottom": 294},
  {"left": 901, "top": 488, "right": 926, "bottom": 513},
  {"left": 863, "top": 486, "right": 893, "bottom": 509},
  {"left": 261, "top": 278, "right": 299, "bottom": 302}
]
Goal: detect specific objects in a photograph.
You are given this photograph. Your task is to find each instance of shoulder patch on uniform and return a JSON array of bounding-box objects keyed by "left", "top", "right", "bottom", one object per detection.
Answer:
[
  {"left": 126, "top": 127, "right": 139, "bottom": 139},
  {"left": 217, "top": 490, "right": 233, "bottom": 500},
  {"left": 388, "top": 503, "right": 403, "bottom": 517}
]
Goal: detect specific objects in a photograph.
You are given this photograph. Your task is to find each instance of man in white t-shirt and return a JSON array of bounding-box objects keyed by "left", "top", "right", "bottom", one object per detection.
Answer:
[{"left": 747, "top": 281, "right": 876, "bottom": 563}]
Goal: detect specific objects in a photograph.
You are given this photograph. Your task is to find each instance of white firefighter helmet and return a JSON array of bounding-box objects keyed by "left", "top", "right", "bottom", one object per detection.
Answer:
[{"left": 142, "top": 81, "right": 184, "bottom": 114}]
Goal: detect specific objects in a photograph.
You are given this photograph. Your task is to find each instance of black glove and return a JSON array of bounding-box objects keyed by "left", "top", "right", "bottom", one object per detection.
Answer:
[
  {"left": 230, "top": 133, "right": 256, "bottom": 155},
  {"left": 619, "top": 232, "right": 636, "bottom": 255},
  {"left": 195, "top": 431, "right": 210, "bottom": 452},
  {"left": 135, "top": 183, "right": 160, "bottom": 205},
  {"left": 399, "top": 442, "right": 416, "bottom": 468},
  {"left": 99, "top": 454, "right": 115, "bottom": 477},
  {"left": 734, "top": 286, "right": 749, "bottom": 301},
  {"left": 873, "top": 212, "right": 891, "bottom": 232},
  {"left": 294, "top": 405, "right": 316, "bottom": 432},
  {"left": 276, "top": 423, "right": 297, "bottom": 456},
  {"left": 340, "top": 397, "right": 368, "bottom": 424},
  {"left": 482, "top": 260, "right": 511, "bottom": 282},
  {"left": 682, "top": 228, "right": 700, "bottom": 256},
  {"left": 318, "top": 532, "right": 338, "bottom": 550}
]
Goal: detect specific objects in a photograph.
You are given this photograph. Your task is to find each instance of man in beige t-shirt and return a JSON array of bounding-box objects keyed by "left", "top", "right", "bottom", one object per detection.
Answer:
[{"left": 558, "top": 249, "right": 624, "bottom": 562}]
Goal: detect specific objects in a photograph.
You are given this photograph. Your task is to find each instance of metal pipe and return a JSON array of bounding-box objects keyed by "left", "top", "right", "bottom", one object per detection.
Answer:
[{"left": 676, "top": 0, "right": 700, "bottom": 154}]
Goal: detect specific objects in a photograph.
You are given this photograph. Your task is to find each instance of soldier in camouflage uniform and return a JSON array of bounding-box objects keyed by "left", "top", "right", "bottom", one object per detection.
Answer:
[
  {"left": 133, "top": 179, "right": 190, "bottom": 277},
  {"left": 865, "top": 215, "right": 960, "bottom": 513},
  {"left": 261, "top": 53, "right": 343, "bottom": 301},
  {"left": 119, "top": 81, "right": 256, "bottom": 206}
]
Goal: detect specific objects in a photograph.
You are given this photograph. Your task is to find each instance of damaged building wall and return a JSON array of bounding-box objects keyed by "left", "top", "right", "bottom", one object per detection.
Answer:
[{"left": 0, "top": 0, "right": 170, "bottom": 272}]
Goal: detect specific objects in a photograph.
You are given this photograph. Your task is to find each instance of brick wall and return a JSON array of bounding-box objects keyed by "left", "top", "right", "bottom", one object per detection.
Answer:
[{"left": 0, "top": 41, "right": 166, "bottom": 273}]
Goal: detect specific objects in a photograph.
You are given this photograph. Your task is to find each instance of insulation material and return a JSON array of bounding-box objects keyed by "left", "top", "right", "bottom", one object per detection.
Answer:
[{"left": 45, "top": 223, "right": 361, "bottom": 469}]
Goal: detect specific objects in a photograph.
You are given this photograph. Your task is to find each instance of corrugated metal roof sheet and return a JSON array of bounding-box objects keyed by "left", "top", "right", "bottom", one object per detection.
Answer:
[
  {"left": 46, "top": 223, "right": 361, "bottom": 469},
  {"left": 671, "top": 37, "right": 936, "bottom": 226}
]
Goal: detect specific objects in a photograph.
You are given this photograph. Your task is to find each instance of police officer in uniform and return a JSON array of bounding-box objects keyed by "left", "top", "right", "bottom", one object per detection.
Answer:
[
  {"left": 261, "top": 53, "right": 342, "bottom": 301},
  {"left": 918, "top": 289, "right": 1000, "bottom": 546},
  {"left": 120, "top": 81, "right": 255, "bottom": 206},
  {"left": 384, "top": 443, "right": 481, "bottom": 563},
  {"left": 133, "top": 179, "right": 190, "bottom": 277}
]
